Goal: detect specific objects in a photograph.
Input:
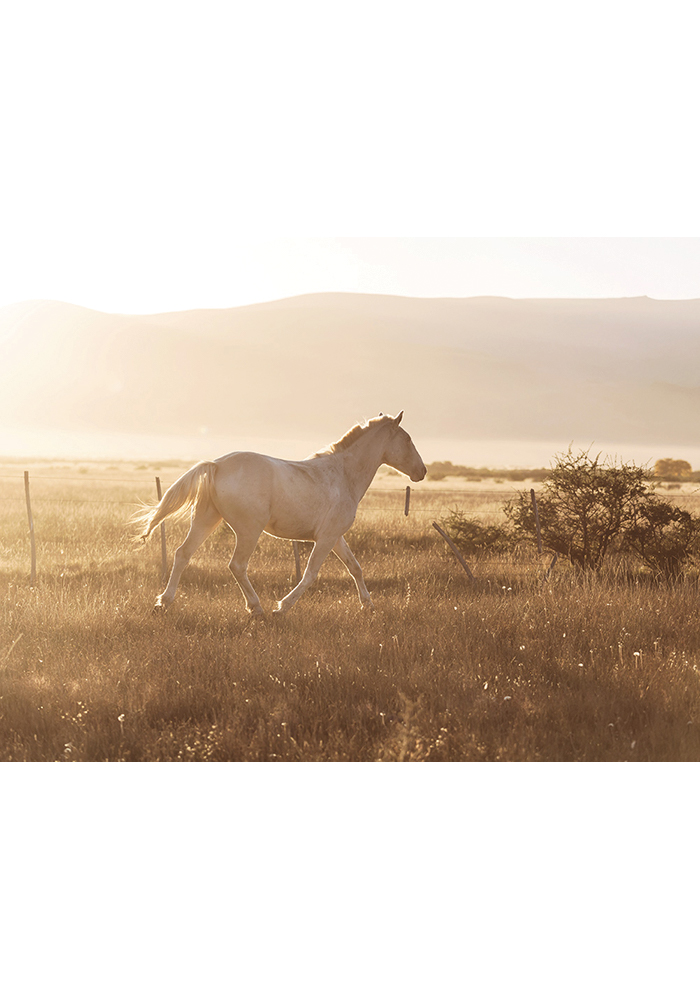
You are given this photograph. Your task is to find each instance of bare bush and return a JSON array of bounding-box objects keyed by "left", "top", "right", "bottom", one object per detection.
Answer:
[
  {"left": 504, "top": 448, "right": 700, "bottom": 579},
  {"left": 440, "top": 509, "right": 513, "bottom": 556}
]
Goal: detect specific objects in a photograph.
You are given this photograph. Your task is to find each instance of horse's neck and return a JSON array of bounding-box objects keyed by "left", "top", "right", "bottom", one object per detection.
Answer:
[{"left": 340, "top": 428, "right": 387, "bottom": 502}]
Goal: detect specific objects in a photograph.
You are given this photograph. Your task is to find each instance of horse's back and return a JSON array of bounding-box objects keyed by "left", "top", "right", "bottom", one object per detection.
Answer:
[
  {"left": 215, "top": 451, "right": 337, "bottom": 491},
  {"left": 214, "top": 451, "right": 315, "bottom": 491},
  {"left": 211, "top": 451, "right": 278, "bottom": 503}
]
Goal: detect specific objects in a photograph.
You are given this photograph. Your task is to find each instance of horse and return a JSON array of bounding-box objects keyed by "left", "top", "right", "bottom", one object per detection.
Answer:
[{"left": 135, "top": 412, "right": 426, "bottom": 615}]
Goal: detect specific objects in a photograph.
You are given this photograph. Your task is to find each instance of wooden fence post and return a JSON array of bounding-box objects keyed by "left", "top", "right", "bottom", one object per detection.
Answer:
[
  {"left": 404, "top": 485, "right": 411, "bottom": 516},
  {"left": 155, "top": 477, "right": 168, "bottom": 584},
  {"left": 530, "top": 488, "right": 543, "bottom": 554},
  {"left": 544, "top": 552, "right": 559, "bottom": 581},
  {"left": 24, "top": 471, "right": 36, "bottom": 586},
  {"left": 432, "top": 521, "right": 475, "bottom": 581},
  {"left": 529, "top": 488, "right": 559, "bottom": 580}
]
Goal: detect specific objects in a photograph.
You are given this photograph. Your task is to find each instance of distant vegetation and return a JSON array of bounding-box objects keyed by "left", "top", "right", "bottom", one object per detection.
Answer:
[
  {"left": 428, "top": 456, "right": 700, "bottom": 484},
  {"left": 653, "top": 458, "right": 697, "bottom": 481},
  {"left": 426, "top": 460, "right": 549, "bottom": 482}
]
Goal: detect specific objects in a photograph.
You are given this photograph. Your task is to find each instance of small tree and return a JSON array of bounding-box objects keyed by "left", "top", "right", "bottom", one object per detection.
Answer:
[
  {"left": 624, "top": 493, "right": 700, "bottom": 580},
  {"left": 654, "top": 458, "right": 692, "bottom": 481},
  {"left": 440, "top": 510, "right": 513, "bottom": 556},
  {"left": 505, "top": 448, "right": 700, "bottom": 577},
  {"left": 504, "top": 450, "right": 651, "bottom": 570}
]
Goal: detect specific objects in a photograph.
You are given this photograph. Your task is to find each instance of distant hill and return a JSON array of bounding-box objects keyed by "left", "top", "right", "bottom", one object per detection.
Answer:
[{"left": 2, "top": 293, "right": 700, "bottom": 459}]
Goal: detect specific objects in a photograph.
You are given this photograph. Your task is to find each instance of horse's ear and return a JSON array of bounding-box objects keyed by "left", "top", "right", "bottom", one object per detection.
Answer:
[
  {"left": 393, "top": 411, "right": 404, "bottom": 425},
  {"left": 378, "top": 412, "right": 383, "bottom": 417}
]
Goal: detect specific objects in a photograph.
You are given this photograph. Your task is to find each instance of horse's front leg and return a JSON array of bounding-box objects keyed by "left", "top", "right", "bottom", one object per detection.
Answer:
[
  {"left": 274, "top": 536, "right": 337, "bottom": 614},
  {"left": 332, "top": 536, "right": 374, "bottom": 609}
]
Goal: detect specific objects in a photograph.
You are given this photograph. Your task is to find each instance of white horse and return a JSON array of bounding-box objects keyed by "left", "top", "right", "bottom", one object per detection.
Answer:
[{"left": 135, "top": 412, "right": 426, "bottom": 615}]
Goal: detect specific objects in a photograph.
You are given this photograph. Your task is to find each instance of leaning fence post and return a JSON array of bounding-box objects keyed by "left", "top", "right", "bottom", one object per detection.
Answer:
[
  {"left": 404, "top": 486, "right": 411, "bottom": 516},
  {"left": 544, "top": 552, "right": 559, "bottom": 581},
  {"left": 155, "top": 477, "right": 168, "bottom": 584},
  {"left": 530, "top": 488, "right": 543, "bottom": 554},
  {"left": 24, "top": 471, "right": 36, "bottom": 586},
  {"left": 432, "top": 521, "right": 475, "bottom": 581}
]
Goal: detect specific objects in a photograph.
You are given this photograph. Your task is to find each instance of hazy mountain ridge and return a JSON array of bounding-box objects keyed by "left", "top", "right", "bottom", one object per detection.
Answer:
[{"left": 2, "top": 293, "right": 700, "bottom": 456}]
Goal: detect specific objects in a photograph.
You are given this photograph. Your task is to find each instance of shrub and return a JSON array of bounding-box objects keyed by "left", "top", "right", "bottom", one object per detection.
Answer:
[
  {"left": 440, "top": 510, "right": 514, "bottom": 556},
  {"left": 653, "top": 458, "right": 693, "bottom": 481},
  {"left": 504, "top": 450, "right": 651, "bottom": 570},
  {"left": 624, "top": 493, "right": 700, "bottom": 580},
  {"left": 504, "top": 448, "right": 700, "bottom": 578}
]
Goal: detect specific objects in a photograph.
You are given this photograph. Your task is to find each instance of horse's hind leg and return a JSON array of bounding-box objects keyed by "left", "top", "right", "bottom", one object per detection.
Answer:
[
  {"left": 228, "top": 525, "right": 266, "bottom": 616},
  {"left": 332, "top": 536, "right": 374, "bottom": 609},
  {"left": 155, "top": 503, "right": 222, "bottom": 610}
]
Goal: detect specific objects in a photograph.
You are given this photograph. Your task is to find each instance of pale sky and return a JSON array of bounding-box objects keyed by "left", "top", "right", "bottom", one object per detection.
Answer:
[{"left": 2, "top": 2, "right": 699, "bottom": 315}]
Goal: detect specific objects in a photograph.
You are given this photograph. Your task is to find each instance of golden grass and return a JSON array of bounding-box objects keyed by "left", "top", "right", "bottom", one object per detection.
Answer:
[{"left": 2, "top": 461, "right": 700, "bottom": 761}]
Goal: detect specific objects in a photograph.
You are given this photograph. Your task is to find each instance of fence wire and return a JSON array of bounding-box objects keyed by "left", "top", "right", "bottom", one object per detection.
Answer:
[
  {"left": 6, "top": 468, "right": 700, "bottom": 586},
  {"left": 4, "top": 470, "right": 700, "bottom": 517}
]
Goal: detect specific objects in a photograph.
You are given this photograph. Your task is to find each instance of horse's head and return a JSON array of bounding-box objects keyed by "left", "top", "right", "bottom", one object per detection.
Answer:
[{"left": 380, "top": 412, "right": 427, "bottom": 482}]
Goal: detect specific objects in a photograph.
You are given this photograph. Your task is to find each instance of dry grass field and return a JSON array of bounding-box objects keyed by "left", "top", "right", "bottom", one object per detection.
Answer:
[{"left": 2, "top": 459, "right": 700, "bottom": 762}]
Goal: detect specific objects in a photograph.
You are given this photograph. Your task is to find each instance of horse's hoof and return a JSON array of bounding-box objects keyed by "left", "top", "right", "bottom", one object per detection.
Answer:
[{"left": 152, "top": 603, "right": 166, "bottom": 615}]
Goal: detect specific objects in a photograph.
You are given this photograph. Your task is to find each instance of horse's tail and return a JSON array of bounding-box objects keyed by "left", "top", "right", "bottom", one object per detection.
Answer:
[{"left": 132, "top": 461, "right": 219, "bottom": 541}]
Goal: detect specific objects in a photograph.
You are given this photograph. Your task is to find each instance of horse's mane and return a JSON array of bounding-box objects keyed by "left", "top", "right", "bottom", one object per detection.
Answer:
[{"left": 312, "top": 417, "right": 384, "bottom": 457}]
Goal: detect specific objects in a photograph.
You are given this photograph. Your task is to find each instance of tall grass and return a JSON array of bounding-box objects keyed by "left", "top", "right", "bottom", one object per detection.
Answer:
[{"left": 2, "top": 463, "right": 699, "bottom": 760}]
